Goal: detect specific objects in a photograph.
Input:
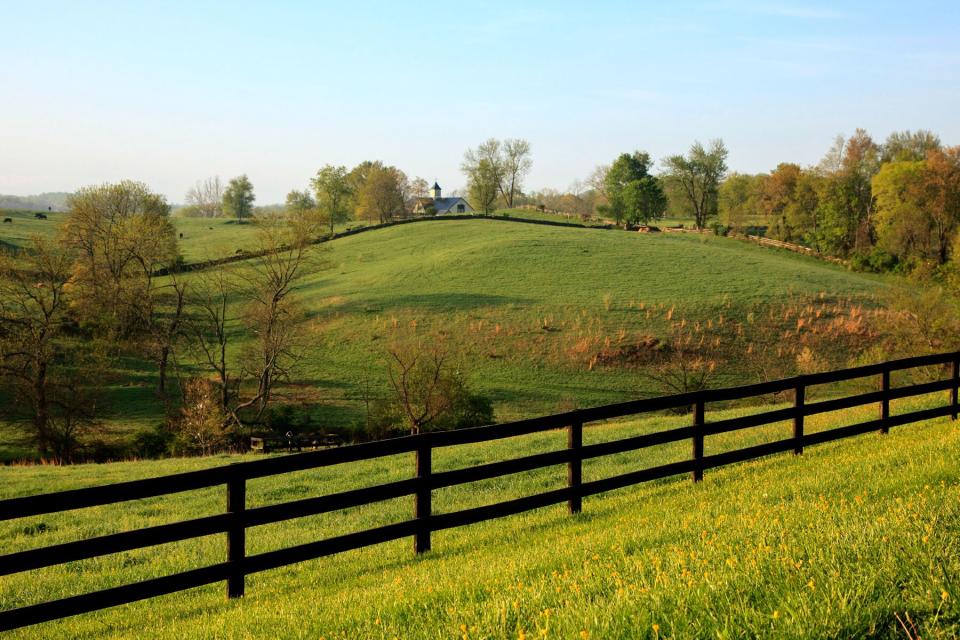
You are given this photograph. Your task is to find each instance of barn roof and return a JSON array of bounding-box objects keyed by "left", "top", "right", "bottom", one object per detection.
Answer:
[{"left": 432, "top": 197, "right": 468, "bottom": 212}]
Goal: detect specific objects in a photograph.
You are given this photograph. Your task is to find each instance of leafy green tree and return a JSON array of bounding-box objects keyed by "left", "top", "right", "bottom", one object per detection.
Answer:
[
  {"left": 604, "top": 152, "right": 666, "bottom": 226},
  {"left": 718, "top": 173, "right": 762, "bottom": 231},
  {"left": 468, "top": 158, "right": 501, "bottom": 214},
  {"left": 873, "top": 148, "right": 960, "bottom": 266},
  {"left": 311, "top": 165, "right": 353, "bottom": 235},
  {"left": 814, "top": 129, "right": 880, "bottom": 256},
  {"left": 223, "top": 175, "right": 255, "bottom": 222},
  {"left": 462, "top": 139, "right": 504, "bottom": 209},
  {"left": 356, "top": 163, "right": 406, "bottom": 223},
  {"left": 881, "top": 129, "right": 942, "bottom": 163},
  {"left": 284, "top": 189, "right": 315, "bottom": 217},
  {"left": 872, "top": 160, "right": 929, "bottom": 265},
  {"left": 622, "top": 177, "right": 668, "bottom": 225},
  {"left": 782, "top": 171, "right": 823, "bottom": 247},
  {"left": 663, "top": 140, "right": 729, "bottom": 229},
  {"left": 61, "top": 180, "right": 178, "bottom": 337}
]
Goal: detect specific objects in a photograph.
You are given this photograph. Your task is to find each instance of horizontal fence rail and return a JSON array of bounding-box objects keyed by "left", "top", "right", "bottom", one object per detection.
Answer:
[{"left": 1, "top": 351, "right": 958, "bottom": 631}]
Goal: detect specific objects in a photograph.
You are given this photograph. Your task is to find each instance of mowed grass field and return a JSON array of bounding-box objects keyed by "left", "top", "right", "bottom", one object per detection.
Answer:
[
  {"left": 0, "top": 215, "right": 892, "bottom": 458},
  {"left": 1, "top": 397, "right": 958, "bottom": 639}
]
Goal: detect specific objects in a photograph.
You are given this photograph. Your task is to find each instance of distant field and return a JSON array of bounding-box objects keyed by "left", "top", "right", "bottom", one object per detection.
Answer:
[
  {"left": 0, "top": 209, "right": 67, "bottom": 253},
  {"left": 1, "top": 209, "right": 272, "bottom": 262},
  {"left": 0, "top": 215, "right": 892, "bottom": 458},
  {"left": 1, "top": 399, "right": 957, "bottom": 638}
]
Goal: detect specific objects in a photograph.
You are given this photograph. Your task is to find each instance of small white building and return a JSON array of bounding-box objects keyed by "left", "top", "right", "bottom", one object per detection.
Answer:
[{"left": 412, "top": 183, "right": 474, "bottom": 215}]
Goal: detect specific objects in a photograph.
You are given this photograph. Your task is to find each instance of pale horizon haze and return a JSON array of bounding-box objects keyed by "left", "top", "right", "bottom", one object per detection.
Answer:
[{"left": 2, "top": 0, "right": 959, "bottom": 203}]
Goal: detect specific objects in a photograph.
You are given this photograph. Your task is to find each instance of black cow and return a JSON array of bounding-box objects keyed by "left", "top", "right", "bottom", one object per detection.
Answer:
[
  {"left": 34, "top": 213, "right": 47, "bottom": 220},
  {"left": 2, "top": 218, "right": 12, "bottom": 224}
]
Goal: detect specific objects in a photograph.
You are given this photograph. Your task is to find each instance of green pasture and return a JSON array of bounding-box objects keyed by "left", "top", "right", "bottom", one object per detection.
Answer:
[
  {"left": 0, "top": 216, "right": 893, "bottom": 459},
  {"left": 1, "top": 397, "right": 957, "bottom": 638}
]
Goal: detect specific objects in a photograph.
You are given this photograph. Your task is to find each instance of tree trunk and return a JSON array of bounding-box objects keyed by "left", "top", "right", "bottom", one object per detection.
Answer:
[
  {"left": 158, "top": 347, "right": 169, "bottom": 395},
  {"left": 33, "top": 361, "right": 49, "bottom": 456}
]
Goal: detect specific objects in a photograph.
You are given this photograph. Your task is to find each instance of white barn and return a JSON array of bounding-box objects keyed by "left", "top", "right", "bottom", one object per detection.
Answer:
[{"left": 412, "top": 183, "right": 474, "bottom": 215}]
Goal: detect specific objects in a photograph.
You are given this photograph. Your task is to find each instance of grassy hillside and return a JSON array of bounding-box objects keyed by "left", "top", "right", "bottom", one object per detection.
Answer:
[
  {"left": 0, "top": 217, "right": 893, "bottom": 459},
  {"left": 274, "top": 220, "right": 886, "bottom": 422},
  {"left": 1, "top": 399, "right": 957, "bottom": 638}
]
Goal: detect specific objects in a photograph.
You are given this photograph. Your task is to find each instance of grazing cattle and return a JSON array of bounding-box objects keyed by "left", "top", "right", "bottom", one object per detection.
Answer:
[
  {"left": 2, "top": 218, "right": 12, "bottom": 224},
  {"left": 34, "top": 213, "right": 47, "bottom": 220},
  {"left": 179, "top": 232, "right": 183, "bottom": 239},
  {"left": 208, "top": 227, "right": 213, "bottom": 230}
]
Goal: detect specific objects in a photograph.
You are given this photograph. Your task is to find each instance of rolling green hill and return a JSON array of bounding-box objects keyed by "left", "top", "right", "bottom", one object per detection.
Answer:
[
  {"left": 268, "top": 219, "right": 886, "bottom": 423},
  {"left": 0, "top": 217, "right": 893, "bottom": 459},
  {"left": 1, "top": 400, "right": 957, "bottom": 638}
]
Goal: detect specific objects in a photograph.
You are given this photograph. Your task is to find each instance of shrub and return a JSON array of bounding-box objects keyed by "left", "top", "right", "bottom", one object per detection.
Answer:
[
  {"left": 132, "top": 424, "right": 175, "bottom": 459},
  {"left": 442, "top": 391, "right": 494, "bottom": 429},
  {"left": 851, "top": 248, "right": 898, "bottom": 273},
  {"left": 710, "top": 221, "right": 730, "bottom": 236},
  {"left": 171, "top": 378, "right": 229, "bottom": 455},
  {"left": 264, "top": 404, "right": 312, "bottom": 435},
  {"left": 380, "top": 336, "right": 496, "bottom": 435}
]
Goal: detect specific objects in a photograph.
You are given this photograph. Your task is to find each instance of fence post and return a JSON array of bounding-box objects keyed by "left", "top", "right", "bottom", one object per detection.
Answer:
[
  {"left": 226, "top": 475, "right": 246, "bottom": 599},
  {"left": 880, "top": 369, "right": 890, "bottom": 434},
  {"left": 414, "top": 445, "right": 432, "bottom": 554},
  {"left": 692, "top": 398, "right": 705, "bottom": 482},
  {"left": 952, "top": 356, "right": 959, "bottom": 421},
  {"left": 568, "top": 421, "right": 583, "bottom": 514},
  {"left": 793, "top": 383, "right": 805, "bottom": 455}
]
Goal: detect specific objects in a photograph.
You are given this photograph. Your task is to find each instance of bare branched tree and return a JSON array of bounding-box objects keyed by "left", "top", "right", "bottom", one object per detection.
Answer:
[
  {"left": 643, "top": 323, "right": 718, "bottom": 412},
  {"left": 188, "top": 265, "right": 234, "bottom": 413},
  {"left": 500, "top": 138, "right": 533, "bottom": 208},
  {"left": 185, "top": 176, "right": 224, "bottom": 217},
  {"left": 0, "top": 238, "right": 104, "bottom": 460},
  {"left": 0, "top": 238, "right": 74, "bottom": 454},
  {"left": 385, "top": 338, "right": 457, "bottom": 435},
  {"left": 144, "top": 275, "right": 188, "bottom": 397},
  {"left": 462, "top": 138, "right": 533, "bottom": 209},
  {"left": 233, "top": 217, "right": 318, "bottom": 422}
]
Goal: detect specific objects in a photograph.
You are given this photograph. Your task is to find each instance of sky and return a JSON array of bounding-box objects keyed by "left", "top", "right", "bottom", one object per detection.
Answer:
[{"left": 1, "top": 0, "right": 959, "bottom": 203}]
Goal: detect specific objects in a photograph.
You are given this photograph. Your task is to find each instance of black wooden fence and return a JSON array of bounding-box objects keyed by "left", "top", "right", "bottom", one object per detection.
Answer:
[{"left": 1, "top": 351, "right": 958, "bottom": 632}]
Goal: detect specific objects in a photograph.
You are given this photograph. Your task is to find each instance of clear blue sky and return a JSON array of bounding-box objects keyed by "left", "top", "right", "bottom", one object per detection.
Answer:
[{"left": 2, "top": 1, "right": 958, "bottom": 203}]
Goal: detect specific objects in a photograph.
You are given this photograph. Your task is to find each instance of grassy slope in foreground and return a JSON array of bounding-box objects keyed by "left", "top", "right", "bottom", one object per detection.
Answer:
[{"left": 1, "top": 398, "right": 957, "bottom": 639}]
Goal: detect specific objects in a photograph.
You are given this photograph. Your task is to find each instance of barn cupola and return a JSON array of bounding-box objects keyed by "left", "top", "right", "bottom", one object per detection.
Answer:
[{"left": 430, "top": 182, "right": 442, "bottom": 199}]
